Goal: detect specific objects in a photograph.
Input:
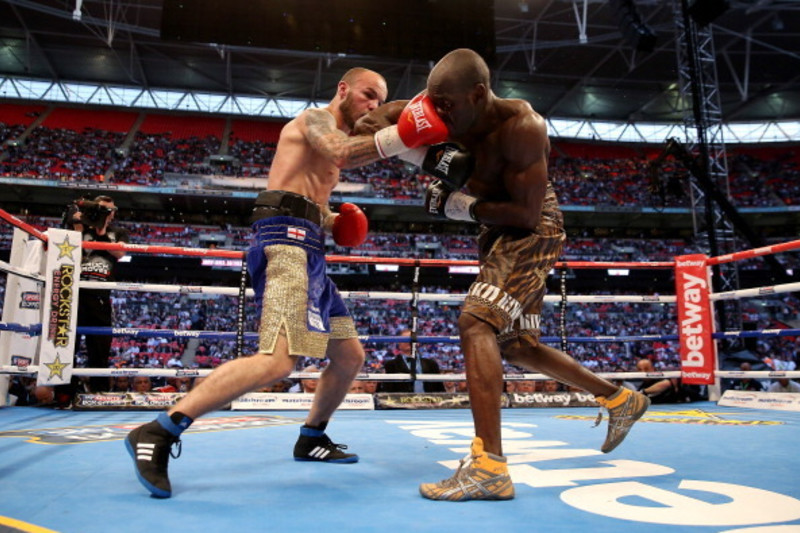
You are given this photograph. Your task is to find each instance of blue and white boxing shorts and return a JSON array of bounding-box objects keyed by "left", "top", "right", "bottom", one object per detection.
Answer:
[{"left": 247, "top": 215, "right": 358, "bottom": 358}]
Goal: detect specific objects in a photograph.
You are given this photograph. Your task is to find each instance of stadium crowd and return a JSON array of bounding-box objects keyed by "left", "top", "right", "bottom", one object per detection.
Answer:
[{"left": 2, "top": 111, "right": 800, "bottom": 207}]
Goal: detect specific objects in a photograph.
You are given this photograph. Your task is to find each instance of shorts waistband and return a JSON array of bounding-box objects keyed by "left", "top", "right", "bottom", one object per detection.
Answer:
[
  {"left": 250, "top": 190, "right": 323, "bottom": 226},
  {"left": 251, "top": 216, "right": 325, "bottom": 254}
]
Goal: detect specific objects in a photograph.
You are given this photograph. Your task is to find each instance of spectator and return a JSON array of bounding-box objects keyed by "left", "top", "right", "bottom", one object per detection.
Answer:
[
  {"left": 636, "top": 358, "right": 688, "bottom": 403},
  {"left": 542, "top": 379, "right": 562, "bottom": 393},
  {"left": 110, "top": 376, "right": 131, "bottom": 392},
  {"left": 348, "top": 381, "right": 367, "bottom": 394},
  {"left": 515, "top": 380, "right": 537, "bottom": 393},
  {"left": 294, "top": 364, "right": 320, "bottom": 394},
  {"left": 768, "top": 378, "right": 800, "bottom": 393},
  {"left": 66, "top": 195, "right": 129, "bottom": 392},
  {"left": 379, "top": 329, "right": 445, "bottom": 393},
  {"left": 132, "top": 376, "right": 153, "bottom": 393},
  {"left": 732, "top": 362, "right": 763, "bottom": 392}
]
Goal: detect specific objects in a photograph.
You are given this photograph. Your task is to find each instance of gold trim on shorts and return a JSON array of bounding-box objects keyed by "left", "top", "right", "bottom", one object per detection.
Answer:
[
  {"left": 330, "top": 316, "right": 358, "bottom": 340},
  {"left": 257, "top": 244, "right": 328, "bottom": 358}
]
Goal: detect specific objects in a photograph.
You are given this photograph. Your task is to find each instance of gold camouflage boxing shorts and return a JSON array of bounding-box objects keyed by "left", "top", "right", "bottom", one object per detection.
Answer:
[{"left": 462, "top": 184, "right": 565, "bottom": 350}]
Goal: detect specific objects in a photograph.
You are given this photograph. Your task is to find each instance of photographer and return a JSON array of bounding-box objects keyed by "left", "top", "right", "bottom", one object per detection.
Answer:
[{"left": 63, "top": 195, "right": 129, "bottom": 394}]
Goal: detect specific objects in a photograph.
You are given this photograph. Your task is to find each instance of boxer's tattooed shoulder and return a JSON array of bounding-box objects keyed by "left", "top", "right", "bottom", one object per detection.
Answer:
[
  {"left": 304, "top": 109, "right": 337, "bottom": 141},
  {"left": 304, "top": 109, "right": 380, "bottom": 168}
]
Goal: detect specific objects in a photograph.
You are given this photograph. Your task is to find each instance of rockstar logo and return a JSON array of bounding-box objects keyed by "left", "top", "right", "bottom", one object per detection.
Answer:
[
  {"left": 44, "top": 355, "right": 71, "bottom": 380},
  {"left": 56, "top": 236, "right": 78, "bottom": 260}
]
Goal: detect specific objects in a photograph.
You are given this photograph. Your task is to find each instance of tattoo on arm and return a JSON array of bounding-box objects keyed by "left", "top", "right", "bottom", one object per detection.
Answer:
[{"left": 304, "top": 109, "right": 381, "bottom": 168}]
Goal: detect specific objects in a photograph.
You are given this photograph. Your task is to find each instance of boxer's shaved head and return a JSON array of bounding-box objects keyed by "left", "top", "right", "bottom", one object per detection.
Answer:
[
  {"left": 426, "top": 48, "right": 492, "bottom": 135},
  {"left": 428, "top": 49, "right": 490, "bottom": 94},
  {"left": 341, "top": 67, "right": 374, "bottom": 85}
]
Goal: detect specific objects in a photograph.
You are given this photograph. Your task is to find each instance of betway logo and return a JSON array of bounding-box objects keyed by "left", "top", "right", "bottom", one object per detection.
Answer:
[
  {"left": 682, "top": 371, "right": 713, "bottom": 380},
  {"left": 676, "top": 259, "right": 705, "bottom": 268},
  {"left": 680, "top": 271, "right": 708, "bottom": 368}
]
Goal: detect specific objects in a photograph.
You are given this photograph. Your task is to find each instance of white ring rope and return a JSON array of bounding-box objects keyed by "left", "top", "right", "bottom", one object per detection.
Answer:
[
  {"left": 0, "top": 259, "right": 45, "bottom": 283},
  {"left": 6, "top": 364, "right": 800, "bottom": 382},
  {"left": 710, "top": 281, "right": 800, "bottom": 301},
  {"left": 81, "top": 281, "right": 676, "bottom": 304},
  {"left": 0, "top": 365, "right": 695, "bottom": 382},
  {"left": 715, "top": 371, "right": 800, "bottom": 379}
]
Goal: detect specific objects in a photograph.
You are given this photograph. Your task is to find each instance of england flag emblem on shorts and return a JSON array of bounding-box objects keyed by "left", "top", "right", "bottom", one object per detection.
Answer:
[{"left": 287, "top": 227, "right": 306, "bottom": 241}]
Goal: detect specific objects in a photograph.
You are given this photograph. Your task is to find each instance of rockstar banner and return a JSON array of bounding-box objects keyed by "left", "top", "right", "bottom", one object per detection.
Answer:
[{"left": 37, "top": 228, "right": 81, "bottom": 386}]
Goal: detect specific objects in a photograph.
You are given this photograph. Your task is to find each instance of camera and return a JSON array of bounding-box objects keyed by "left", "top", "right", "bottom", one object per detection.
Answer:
[
  {"left": 64, "top": 199, "right": 113, "bottom": 229},
  {"left": 79, "top": 200, "right": 113, "bottom": 229}
]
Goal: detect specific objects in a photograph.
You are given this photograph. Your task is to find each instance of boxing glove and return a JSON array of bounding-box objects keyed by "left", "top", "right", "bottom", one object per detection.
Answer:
[
  {"left": 374, "top": 93, "right": 449, "bottom": 159},
  {"left": 332, "top": 203, "right": 369, "bottom": 247},
  {"left": 399, "top": 142, "right": 474, "bottom": 189},
  {"left": 424, "top": 180, "right": 480, "bottom": 223}
]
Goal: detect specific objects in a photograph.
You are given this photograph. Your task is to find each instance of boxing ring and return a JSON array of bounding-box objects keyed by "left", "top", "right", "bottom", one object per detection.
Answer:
[{"left": 1, "top": 209, "right": 800, "bottom": 533}]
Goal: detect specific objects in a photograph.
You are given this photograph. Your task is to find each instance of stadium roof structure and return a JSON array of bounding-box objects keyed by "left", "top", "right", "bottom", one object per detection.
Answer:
[{"left": 0, "top": 0, "right": 798, "bottom": 125}]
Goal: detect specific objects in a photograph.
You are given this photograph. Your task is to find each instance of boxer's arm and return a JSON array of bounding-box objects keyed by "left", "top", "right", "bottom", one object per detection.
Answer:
[
  {"left": 321, "top": 204, "right": 336, "bottom": 230},
  {"left": 470, "top": 113, "right": 549, "bottom": 231},
  {"left": 642, "top": 378, "right": 675, "bottom": 397},
  {"left": 355, "top": 99, "right": 474, "bottom": 186},
  {"left": 304, "top": 108, "right": 384, "bottom": 169},
  {"left": 304, "top": 97, "right": 447, "bottom": 169},
  {"left": 353, "top": 100, "right": 409, "bottom": 135}
]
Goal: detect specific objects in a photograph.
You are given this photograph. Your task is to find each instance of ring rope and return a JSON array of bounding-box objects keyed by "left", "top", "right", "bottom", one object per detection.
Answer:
[
  {"left": 235, "top": 257, "right": 248, "bottom": 357},
  {"left": 80, "top": 278, "right": 800, "bottom": 304},
  {"left": 715, "top": 328, "right": 800, "bottom": 339},
  {"left": 4, "top": 364, "right": 800, "bottom": 382},
  {"left": 68, "top": 235, "right": 679, "bottom": 269},
  {"left": 2, "top": 208, "right": 796, "bottom": 268},
  {"left": 0, "top": 365, "right": 694, "bottom": 382},
  {"left": 0, "top": 209, "right": 48, "bottom": 241},
  {"left": 0, "top": 259, "right": 45, "bottom": 283},
  {"left": 409, "top": 263, "right": 422, "bottom": 381},
  {"left": 0, "top": 323, "right": 685, "bottom": 342},
  {"left": 79, "top": 280, "right": 677, "bottom": 304},
  {"left": 715, "top": 370, "right": 800, "bottom": 379},
  {"left": 707, "top": 238, "right": 800, "bottom": 266},
  {"left": 559, "top": 266, "right": 568, "bottom": 353},
  {"left": 710, "top": 281, "right": 800, "bottom": 301},
  {"left": 3, "top": 324, "right": 794, "bottom": 343},
  {"left": 0, "top": 322, "right": 41, "bottom": 334}
]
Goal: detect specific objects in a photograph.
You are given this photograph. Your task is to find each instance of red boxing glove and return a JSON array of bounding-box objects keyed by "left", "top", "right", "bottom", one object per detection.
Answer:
[
  {"left": 374, "top": 93, "right": 449, "bottom": 159},
  {"left": 332, "top": 203, "right": 368, "bottom": 247}
]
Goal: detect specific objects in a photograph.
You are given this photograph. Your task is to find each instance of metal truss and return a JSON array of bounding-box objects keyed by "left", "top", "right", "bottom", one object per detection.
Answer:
[{"left": 672, "top": 0, "right": 742, "bottom": 336}]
